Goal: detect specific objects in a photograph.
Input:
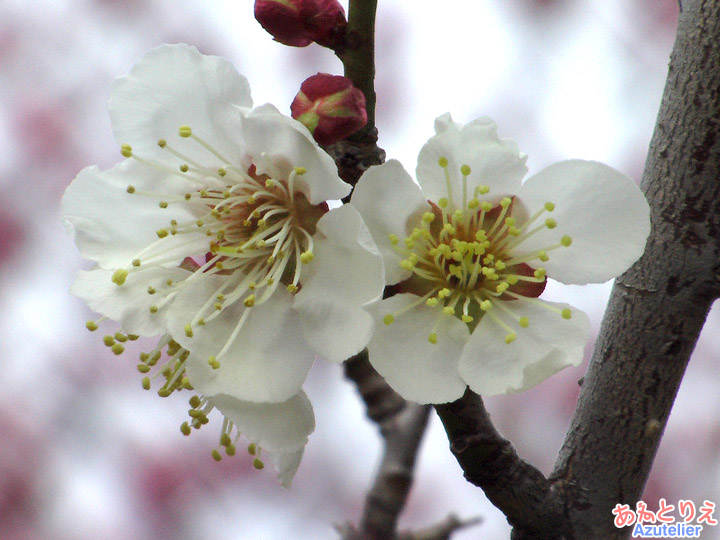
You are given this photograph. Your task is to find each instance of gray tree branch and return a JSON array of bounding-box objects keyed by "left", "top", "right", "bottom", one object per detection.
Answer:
[
  {"left": 549, "top": 1, "right": 720, "bottom": 538},
  {"left": 343, "top": 351, "right": 432, "bottom": 540}
]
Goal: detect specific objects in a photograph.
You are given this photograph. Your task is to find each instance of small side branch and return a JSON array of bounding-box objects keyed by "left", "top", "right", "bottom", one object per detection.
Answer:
[
  {"left": 434, "top": 389, "right": 568, "bottom": 540},
  {"left": 344, "top": 351, "right": 431, "bottom": 540}
]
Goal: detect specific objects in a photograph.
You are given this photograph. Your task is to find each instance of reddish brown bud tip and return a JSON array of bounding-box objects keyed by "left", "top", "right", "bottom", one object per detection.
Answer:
[
  {"left": 254, "top": 0, "right": 347, "bottom": 48},
  {"left": 291, "top": 73, "right": 367, "bottom": 145}
]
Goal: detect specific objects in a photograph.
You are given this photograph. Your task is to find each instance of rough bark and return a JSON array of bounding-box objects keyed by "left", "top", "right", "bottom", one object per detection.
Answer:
[{"left": 548, "top": 0, "right": 720, "bottom": 538}]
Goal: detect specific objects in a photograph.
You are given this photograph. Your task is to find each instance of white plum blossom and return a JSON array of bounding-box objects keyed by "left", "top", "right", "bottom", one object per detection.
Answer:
[
  {"left": 62, "top": 44, "right": 384, "bottom": 483},
  {"left": 351, "top": 114, "right": 650, "bottom": 404}
]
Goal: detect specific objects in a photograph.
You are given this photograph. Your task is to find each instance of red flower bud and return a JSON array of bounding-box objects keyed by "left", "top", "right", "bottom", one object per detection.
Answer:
[
  {"left": 254, "top": 0, "right": 347, "bottom": 48},
  {"left": 291, "top": 73, "right": 367, "bottom": 145}
]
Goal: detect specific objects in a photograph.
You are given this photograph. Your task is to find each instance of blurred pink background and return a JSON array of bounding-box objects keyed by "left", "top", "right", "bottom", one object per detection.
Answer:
[{"left": 1, "top": 0, "right": 718, "bottom": 539}]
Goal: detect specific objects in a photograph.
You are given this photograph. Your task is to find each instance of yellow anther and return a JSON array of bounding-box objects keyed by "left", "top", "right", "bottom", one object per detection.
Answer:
[
  {"left": 111, "top": 269, "right": 128, "bottom": 285},
  {"left": 180, "top": 422, "right": 191, "bottom": 436},
  {"left": 128, "top": 334, "right": 139, "bottom": 341},
  {"left": 477, "top": 185, "right": 490, "bottom": 195},
  {"left": 438, "top": 197, "right": 449, "bottom": 208},
  {"left": 383, "top": 314, "right": 395, "bottom": 326},
  {"left": 300, "top": 251, "right": 314, "bottom": 264},
  {"left": 184, "top": 323, "right": 193, "bottom": 337},
  {"left": 126, "top": 185, "right": 135, "bottom": 194},
  {"left": 507, "top": 275, "right": 519, "bottom": 285},
  {"left": 495, "top": 261, "right": 506, "bottom": 270},
  {"left": 137, "top": 364, "right": 150, "bottom": 374},
  {"left": 111, "top": 343, "right": 125, "bottom": 355},
  {"left": 505, "top": 333, "right": 517, "bottom": 344},
  {"left": 504, "top": 217, "right": 516, "bottom": 227},
  {"left": 561, "top": 308, "right": 572, "bottom": 319},
  {"left": 184, "top": 193, "right": 192, "bottom": 201},
  {"left": 220, "top": 433, "right": 232, "bottom": 447},
  {"left": 442, "top": 306, "right": 455, "bottom": 316},
  {"left": 454, "top": 209, "right": 464, "bottom": 220},
  {"left": 460, "top": 164, "right": 471, "bottom": 176},
  {"left": 534, "top": 268, "right": 546, "bottom": 279},
  {"left": 294, "top": 166, "right": 307, "bottom": 174},
  {"left": 179, "top": 164, "right": 189, "bottom": 173},
  {"left": 509, "top": 226, "right": 521, "bottom": 236},
  {"left": 438, "top": 288, "right": 451, "bottom": 299},
  {"left": 287, "top": 284, "right": 298, "bottom": 293},
  {"left": 156, "top": 228, "right": 169, "bottom": 238},
  {"left": 120, "top": 144, "right": 132, "bottom": 157},
  {"left": 389, "top": 234, "right": 399, "bottom": 245},
  {"left": 400, "top": 259, "right": 414, "bottom": 271},
  {"left": 422, "top": 212, "right": 435, "bottom": 223},
  {"left": 480, "top": 300, "right": 493, "bottom": 311},
  {"left": 247, "top": 443, "right": 257, "bottom": 456},
  {"left": 480, "top": 201, "right": 492, "bottom": 211},
  {"left": 114, "top": 332, "right": 128, "bottom": 342},
  {"left": 85, "top": 321, "right": 98, "bottom": 332},
  {"left": 149, "top": 305, "right": 159, "bottom": 314},
  {"left": 142, "top": 377, "right": 151, "bottom": 390},
  {"left": 438, "top": 156, "right": 449, "bottom": 167},
  {"left": 561, "top": 235, "right": 572, "bottom": 247},
  {"left": 226, "top": 444, "right": 236, "bottom": 456},
  {"left": 131, "top": 258, "right": 141, "bottom": 267},
  {"left": 244, "top": 295, "right": 256, "bottom": 307},
  {"left": 544, "top": 202, "right": 555, "bottom": 212},
  {"left": 500, "top": 197, "right": 512, "bottom": 208},
  {"left": 426, "top": 298, "right": 439, "bottom": 307},
  {"left": 442, "top": 223, "right": 456, "bottom": 235},
  {"left": 166, "top": 279, "right": 173, "bottom": 286},
  {"left": 475, "top": 231, "right": 487, "bottom": 242},
  {"left": 253, "top": 458, "right": 265, "bottom": 470},
  {"left": 103, "top": 335, "right": 115, "bottom": 347},
  {"left": 468, "top": 198, "right": 479, "bottom": 209},
  {"left": 211, "top": 449, "right": 222, "bottom": 462},
  {"left": 147, "top": 286, "right": 156, "bottom": 295},
  {"left": 428, "top": 333, "right": 438, "bottom": 344},
  {"left": 496, "top": 282, "right": 509, "bottom": 294},
  {"left": 217, "top": 167, "right": 227, "bottom": 177},
  {"left": 178, "top": 125, "right": 192, "bottom": 137},
  {"left": 208, "top": 356, "right": 221, "bottom": 369},
  {"left": 538, "top": 250, "right": 549, "bottom": 262},
  {"left": 519, "top": 316, "right": 529, "bottom": 328},
  {"left": 545, "top": 218, "right": 557, "bottom": 229},
  {"left": 461, "top": 314, "right": 473, "bottom": 323}
]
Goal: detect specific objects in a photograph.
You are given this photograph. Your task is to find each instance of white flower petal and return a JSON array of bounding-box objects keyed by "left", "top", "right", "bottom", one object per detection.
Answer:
[
  {"left": 458, "top": 300, "right": 590, "bottom": 395},
  {"left": 367, "top": 294, "right": 468, "bottom": 404},
  {"left": 62, "top": 162, "right": 208, "bottom": 268},
  {"left": 516, "top": 160, "right": 651, "bottom": 284},
  {"left": 210, "top": 391, "right": 314, "bottom": 453},
  {"left": 350, "top": 160, "right": 430, "bottom": 285},
  {"left": 171, "top": 281, "right": 315, "bottom": 403},
  {"left": 71, "top": 266, "right": 191, "bottom": 336},
  {"left": 241, "top": 111, "right": 350, "bottom": 204},
  {"left": 269, "top": 448, "right": 305, "bottom": 488},
  {"left": 293, "top": 204, "right": 384, "bottom": 362},
  {"left": 417, "top": 114, "right": 528, "bottom": 208},
  {"left": 109, "top": 44, "right": 252, "bottom": 161}
]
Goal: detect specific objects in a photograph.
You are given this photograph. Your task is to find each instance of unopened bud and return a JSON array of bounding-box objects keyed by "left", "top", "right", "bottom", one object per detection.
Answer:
[
  {"left": 291, "top": 73, "right": 367, "bottom": 145},
  {"left": 254, "top": 0, "right": 347, "bottom": 48}
]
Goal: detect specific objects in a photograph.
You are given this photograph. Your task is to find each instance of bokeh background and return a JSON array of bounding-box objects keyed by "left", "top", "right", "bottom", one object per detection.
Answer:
[{"left": 2, "top": 0, "right": 718, "bottom": 539}]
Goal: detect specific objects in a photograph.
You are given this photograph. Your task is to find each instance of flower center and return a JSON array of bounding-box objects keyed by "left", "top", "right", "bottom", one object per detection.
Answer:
[
  {"left": 111, "top": 125, "right": 327, "bottom": 366},
  {"left": 384, "top": 158, "right": 573, "bottom": 344}
]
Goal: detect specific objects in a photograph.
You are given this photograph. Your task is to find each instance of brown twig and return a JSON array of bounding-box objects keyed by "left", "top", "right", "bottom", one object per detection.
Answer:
[
  {"left": 435, "top": 390, "right": 568, "bottom": 540},
  {"left": 343, "top": 351, "right": 432, "bottom": 540}
]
